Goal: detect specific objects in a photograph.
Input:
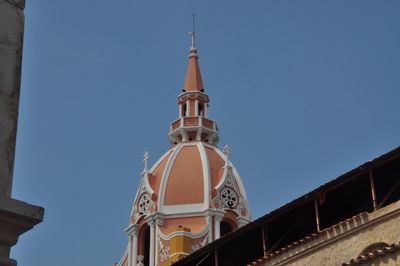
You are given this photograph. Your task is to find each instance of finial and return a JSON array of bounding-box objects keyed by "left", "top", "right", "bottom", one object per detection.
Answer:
[
  {"left": 143, "top": 151, "right": 149, "bottom": 171},
  {"left": 189, "top": 14, "right": 196, "bottom": 49},
  {"left": 223, "top": 145, "right": 231, "bottom": 160}
]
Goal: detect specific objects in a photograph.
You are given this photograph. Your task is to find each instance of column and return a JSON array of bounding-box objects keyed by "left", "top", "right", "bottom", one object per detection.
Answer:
[
  {"left": 148, "top": 219, "right": 156, "bottom": 266},
  {"left": 213, "top": 212, "right": 224, "bottom": 240},
  {"left": 154, "top": 217, "right": 164, "bottom": 266},
  {"left": 186, "top": 99, "right": 190, "bottom": 117},
  {"left": 206, "top": 215, "right": 213, "bottom": 243},
  {"left": 127, "top": 224, "right": 139, "bottom": 266}
]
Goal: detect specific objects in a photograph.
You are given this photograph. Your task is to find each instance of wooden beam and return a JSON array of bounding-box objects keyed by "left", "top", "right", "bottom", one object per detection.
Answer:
[
  {"left": 195, "top": 251, "right": 212, "bottom": 266},
  {"left": 377, "top": 178, "right": 400, "bottom": 209},
  {"left": 266, "top": 216, "right": 304, "bottom": 254},
  {"left": 314, "top": 198, "right": 321, "bottom": 232},
  {"left": 214, "top": 248, "right": 219, "bottom": 266},
  {"left": 261, "top": 223, "right": 268, "bottom": 256},
  {"left": 369, "top": 170, "right": 378, "bottom": 210}
]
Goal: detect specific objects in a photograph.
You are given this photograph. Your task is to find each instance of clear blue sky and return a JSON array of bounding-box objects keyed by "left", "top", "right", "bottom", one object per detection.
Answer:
[{"left": 11, "top": 1, "right": 400, "bottom": 265}]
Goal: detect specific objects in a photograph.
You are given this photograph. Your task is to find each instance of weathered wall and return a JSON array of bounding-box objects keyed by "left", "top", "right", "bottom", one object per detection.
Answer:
[
  {"left": 260, "top": 200, "right": 400, "bottom": 266},
  {"left": 0, "top": 0, "right": 25, "bottom": 197},
  {"left": 0, "top": 1, "right": 44, "bottom": 266}
]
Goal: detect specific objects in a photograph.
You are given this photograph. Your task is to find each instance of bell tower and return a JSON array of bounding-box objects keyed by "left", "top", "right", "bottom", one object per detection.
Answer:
[{"left": 168, "top": 31, "right": 218, "bottom": 146}]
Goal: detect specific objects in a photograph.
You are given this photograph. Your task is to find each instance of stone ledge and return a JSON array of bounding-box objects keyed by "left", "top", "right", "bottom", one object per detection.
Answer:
[
  {"left": 0, "top": 196, "right": 44, "bottom": 264},
  {"left": 0, "top": 196, "right": 44, "bottom": 222}
]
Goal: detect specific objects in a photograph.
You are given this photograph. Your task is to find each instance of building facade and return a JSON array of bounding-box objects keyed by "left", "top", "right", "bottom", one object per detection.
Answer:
[{"left": 115, "top": 35, "right": 251, "bottom": 266}]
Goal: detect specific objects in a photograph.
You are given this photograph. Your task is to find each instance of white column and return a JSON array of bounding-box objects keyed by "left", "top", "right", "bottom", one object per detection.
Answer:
[
  {"left": 195, "top": 99, "right": 199, "bottom": 116},
  {"left": 179, "top": 104, "right": 182, "bottom": 118},
  {"left": 155, "top": 225, "right": 159, "bottom": 266},
  {"left": 186, "top": 99, "right": 190, "bottom": 117},
  {"left": 204, "top": 103, "right": 208, "bottom": 117},
  {"left": 214, "top": 213, "right": 224, "bottom": 240},
  {"left": 128, "top": 234, "right": 133, "bottom": 266},
  {"left": 148, "top": 219, "right": 156, "bottom": 266},
  {"left": 206, "top": 215, "right": 213, "bottom": 243},
  {"left": 126, "top": 224, "right": 139, "bottom": 266},
  {"left": 154, "top": 218, "right": 163, "bottom": 266}
]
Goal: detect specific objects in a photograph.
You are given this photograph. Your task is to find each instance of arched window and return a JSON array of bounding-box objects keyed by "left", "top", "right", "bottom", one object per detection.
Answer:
[{"left": 220, "top": 220, "right": 234, "bottom": 237}]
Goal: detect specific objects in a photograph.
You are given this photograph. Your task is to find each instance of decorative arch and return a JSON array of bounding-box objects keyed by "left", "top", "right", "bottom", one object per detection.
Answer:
[{"left": 360, "top": 242, "right": 390, "bottom": 255}]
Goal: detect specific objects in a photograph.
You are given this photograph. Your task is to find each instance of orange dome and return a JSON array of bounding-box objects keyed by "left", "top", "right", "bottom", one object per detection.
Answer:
[{"left": 141, "top": 142, "right": 250, "bottom": 216}]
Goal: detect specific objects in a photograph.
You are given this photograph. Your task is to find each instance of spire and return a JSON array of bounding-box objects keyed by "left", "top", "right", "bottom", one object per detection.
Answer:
[
  {"left": 168, "top": 25, "right": 219, "bottom": 146},
  {"left": 183, "top": 15, "right": 204, "bottom": 92}
]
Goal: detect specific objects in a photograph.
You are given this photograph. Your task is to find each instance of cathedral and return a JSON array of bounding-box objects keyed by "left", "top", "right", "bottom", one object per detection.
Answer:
[{"left": 115, "top": 34, "right": 251, "bottom": 266}]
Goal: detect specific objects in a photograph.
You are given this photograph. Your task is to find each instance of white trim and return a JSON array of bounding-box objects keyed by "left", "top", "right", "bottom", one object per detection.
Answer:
[
  {"left": 148, "top": 219, "right": 156, "bottom": 266},
  {"left": 215, "top": 164, "right": 228, "bottom": 190},
  {"left": 169, "top": 252, "right": 190, "bottom": 257},
  {"left": 179, "top": 104, "right": 182, "bottom": 118},
  {"left": 149, "top": 149, "right": 174, "bottom": 173},
  {"left": 143, "top": 172, "right": 154, "bottom": 195},
  {"left": 214, "top": 211, "right": 225, "bottom": 240},
  {"left": 197, "top": 143, "right": 211, "bottom": 209},
  {"left": 179, "top": 128, "right": 188, "bottom": 142},
  {"left": 158, "top": 222, "right": 210, "bottom": 240},
  {"left": 206, "top": 215, "right": 213, "bottom": 243},
  {"left": 152, "top": 209, "right": 211, "bottom": 219},
  {"left": 162, "top": 203, "right": 205, "bottom": 215},
  {"left": 155, "top": 223, "right": 159, "bottom": 266},
  {"left": 131, "top": 148, "right": 173, "bottom": 217},
  {"left": 212, "top": 145, "right": 248, "bottom": 199},
  {"left": 157, "top": 144, "right": 184, "bottom": 210},
  {"left": 168, "top": 125, "right": 218, "bottom": 137}
]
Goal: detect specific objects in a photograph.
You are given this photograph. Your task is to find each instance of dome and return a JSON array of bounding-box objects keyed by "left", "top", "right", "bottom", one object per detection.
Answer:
[{"left": 131, "top": 142, "right": 250, "bottom": 224}]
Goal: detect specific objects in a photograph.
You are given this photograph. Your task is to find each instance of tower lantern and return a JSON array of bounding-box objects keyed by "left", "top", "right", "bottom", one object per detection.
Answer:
[{"left": 169, "top": 34, "right": 218, "bottom": 146}]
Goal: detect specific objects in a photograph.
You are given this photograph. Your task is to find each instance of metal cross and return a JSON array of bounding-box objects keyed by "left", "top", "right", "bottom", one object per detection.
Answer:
[
  {"left": 143, "top": 151, "right": 149, "bottom": 171},
  {"left": 189, "top": 14, "right": 196, "bottom": 48}
]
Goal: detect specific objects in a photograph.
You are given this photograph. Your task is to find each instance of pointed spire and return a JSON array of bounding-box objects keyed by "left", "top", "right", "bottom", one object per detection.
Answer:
[{"left": 183, "top": 15, "right": 204, "bottom": 92}]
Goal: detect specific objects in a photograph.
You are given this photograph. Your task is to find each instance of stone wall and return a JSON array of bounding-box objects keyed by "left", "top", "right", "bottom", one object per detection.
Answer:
[
  {"left": 0, "top": 0, "right": 25, "bottom": 198},
  {"left": 0, "top": 1, "right": 44, "bottom": 265},
  {"left": 259, "top": 200, "right": 400, "bottom": 266}
]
